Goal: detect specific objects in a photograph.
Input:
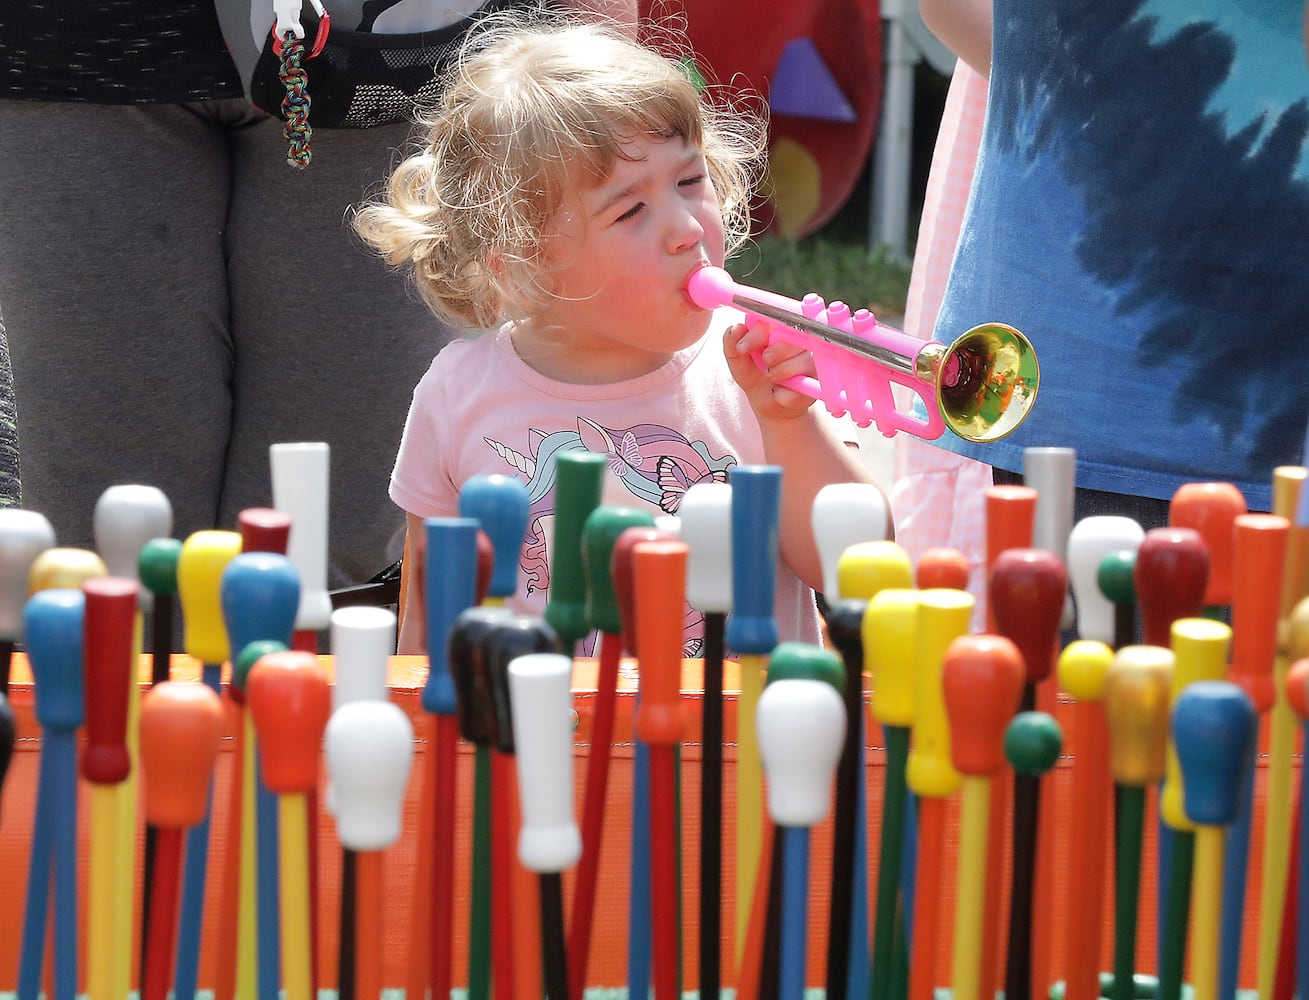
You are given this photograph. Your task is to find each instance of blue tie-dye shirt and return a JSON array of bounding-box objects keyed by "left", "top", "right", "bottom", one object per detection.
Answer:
[{"left": 932, "top": 0, "right": 1309, "bottom": 510}]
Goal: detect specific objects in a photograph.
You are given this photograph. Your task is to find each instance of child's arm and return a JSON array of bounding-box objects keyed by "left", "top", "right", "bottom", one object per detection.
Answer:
[
  {"left": 919, "top": 0, "right": 992, "bottom": 77},
  {"left": 397, "top": 513, "right": 427, "bottom": 656},
  {"left": 723, "top": 321, "right": 892, "bottom": 594}
]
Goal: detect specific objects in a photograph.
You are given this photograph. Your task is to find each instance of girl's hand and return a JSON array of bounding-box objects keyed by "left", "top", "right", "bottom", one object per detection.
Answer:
[{"left": 723, "top": 320, "right": 818, "bottom": 421}]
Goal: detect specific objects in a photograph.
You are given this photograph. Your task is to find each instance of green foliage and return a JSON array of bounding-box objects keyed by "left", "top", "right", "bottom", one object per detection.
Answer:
[{"left": 727, "top": 236, "right": 913, "bottom": 322}]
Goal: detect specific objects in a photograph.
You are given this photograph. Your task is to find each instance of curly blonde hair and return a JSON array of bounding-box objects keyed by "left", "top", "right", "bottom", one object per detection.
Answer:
[{"left": 352, "top": 11, "right": 767, "bottom": 329}]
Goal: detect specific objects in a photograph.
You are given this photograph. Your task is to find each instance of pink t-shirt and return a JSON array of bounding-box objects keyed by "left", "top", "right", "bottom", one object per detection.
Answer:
[{"left": 391, "top": 308, "right": 838, "bottom": 656}]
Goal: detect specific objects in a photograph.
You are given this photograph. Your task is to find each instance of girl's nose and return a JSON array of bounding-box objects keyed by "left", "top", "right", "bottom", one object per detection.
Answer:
[{"left": 668, "top": 207, "right": 706, "bottom": 253}]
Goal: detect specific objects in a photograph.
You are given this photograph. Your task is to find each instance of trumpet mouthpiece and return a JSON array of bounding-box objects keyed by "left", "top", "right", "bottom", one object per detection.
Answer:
[{"left": 686, "top": 265, "right": 735, "bottom": 310}]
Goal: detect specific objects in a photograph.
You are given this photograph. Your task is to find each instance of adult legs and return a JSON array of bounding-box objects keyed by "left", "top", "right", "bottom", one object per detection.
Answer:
[
  {"left": 0, "top": 99, "right": 452, "bottom": 588},
  {"left": 0, "top": 99, "right": 235, "bottom": 552}
]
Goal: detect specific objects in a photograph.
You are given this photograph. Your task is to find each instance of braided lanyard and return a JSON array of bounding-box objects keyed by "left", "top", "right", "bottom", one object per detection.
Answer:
[{"left": 273, "top": 0, "right": 331, "bottom": 168}]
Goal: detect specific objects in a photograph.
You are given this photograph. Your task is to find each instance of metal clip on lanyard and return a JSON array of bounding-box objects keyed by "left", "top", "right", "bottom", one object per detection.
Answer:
[{"left": 272, "top": 0, "right": 330, "bottom": 168}]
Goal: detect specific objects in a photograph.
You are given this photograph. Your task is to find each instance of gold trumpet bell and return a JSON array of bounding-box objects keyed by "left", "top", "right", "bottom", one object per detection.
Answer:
[{"left": 923, "top": 323, "right": 1040, "bottom": 443}]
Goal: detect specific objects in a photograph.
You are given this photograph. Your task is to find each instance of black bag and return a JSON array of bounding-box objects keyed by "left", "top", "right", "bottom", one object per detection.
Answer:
[{"left": 214, "top": 0, "right": 525, "bottom": 129}]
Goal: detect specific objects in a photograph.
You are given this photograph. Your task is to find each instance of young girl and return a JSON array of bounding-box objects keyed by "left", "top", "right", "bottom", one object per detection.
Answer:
[{"left": 354, "top": 12, "right": 887, "bottom": 655}]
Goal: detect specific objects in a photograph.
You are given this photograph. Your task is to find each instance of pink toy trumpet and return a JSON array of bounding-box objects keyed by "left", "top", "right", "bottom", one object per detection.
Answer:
[{"left": 687, "top": 265, "right": 1039, "bottom": 441}]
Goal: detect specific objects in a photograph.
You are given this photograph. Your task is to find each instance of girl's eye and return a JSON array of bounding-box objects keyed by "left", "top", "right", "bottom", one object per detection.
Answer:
[
  {"left": 616, "top": 203, "right": 644, "bottom": 222},
  {"left": 679, "top": 174, "right": 706, "bottom": 188}
]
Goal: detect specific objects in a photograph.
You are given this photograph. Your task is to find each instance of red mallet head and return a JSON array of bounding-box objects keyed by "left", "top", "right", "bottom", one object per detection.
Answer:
[
  {"left": 990, "top": 548, "right": 1067, "bottom": 686},
  {"left": 140, "top": 681, "right": 225, "bottom": 828},
  {"left": 1168, "top": 482, "right": 1247, "bottom": 609},
  {"left": 1228, "top": 514, "right": 1289, "bottom": 713},
  {"left": 81, "top": 576, "right": 140, "bottom": 784},
  {"left": 1133, "top": 527, "right": 1209, "bottom": 648},
  {"left": 942, "top": 634, "right": 1026, "bottom": 777},
  {"left": 246, "top": 649, "right": 332, "bottom": 795},
  {"left": 633, "top": 539, "right": 690, "bottom": 746},
  {"left": 917, "top": 547, "right": 970, "bottom": 592}
]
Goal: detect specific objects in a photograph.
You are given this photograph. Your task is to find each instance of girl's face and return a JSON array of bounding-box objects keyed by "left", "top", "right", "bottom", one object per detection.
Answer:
[{"left": 520, "top": 132, "right": 727, "bottom": 384}]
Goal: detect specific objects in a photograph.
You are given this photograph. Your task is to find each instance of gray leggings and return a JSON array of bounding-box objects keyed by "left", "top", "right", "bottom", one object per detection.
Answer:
[{"left": 0, "top": 98, "right": 452, "bottom": 589}]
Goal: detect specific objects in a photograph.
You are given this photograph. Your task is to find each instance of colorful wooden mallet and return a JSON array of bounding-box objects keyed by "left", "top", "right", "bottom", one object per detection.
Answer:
[
  {"left": 811, "top": 481, "right": 889, "bottom": 1000},
  {"left": 632, "top": 538, "right": 691, "bottom": 1000},
  {"left": 414, "top": 516, "right": 480, "bottom": 1000},
  {"left": 727, "top": 465, "right": 783, "bottom": 975},
  {"left": 1219, "top": 513, "right": 1287, "bottom": 997},
  {"left": 449, "top": 603, "right": 514, "bottom": 1000},
  {"left": 612, "top": 524, "right": 681, "bottom": 1000},
  {"left": 1103, "top": 645, "right": 1173, "bottom": 1000},
  {"left": 328, "top": 604, "right": 399, "bottom": 1000},
  {"left": 1168, "top": 482, "right": 1246, "bottom": 618},
  {"left": 174, "top": 529, "right": 242, "bottom": 1000},
  {"left": 1063, "top": 513, "right": 1145, "bottom": 991},
  {"left": 139, "top": 681, "right": 225, "bottom": 1000},
  {"left": 137, "top": 536, "right": 184, "bottom": 990},
  {"left": 91, "top": 481, "right": 172, "bottom": 953},
  {"left": 1133, "top": 524, "right": 1208, "bottom": 998},
  {"left": 1163, "top": 483, "right": 1248, "bottom": 1000},
  {"left": 569, "top": 504, "right": 656, "bottom": 1000},
  {"left": 246, "top": 649, "right": 332, "bottom": 1000},
  {"left": 1153, "top": 617, "right": 1231, "bottom": 1000},
  {"left": 544, "top": 451, "right": 607, "bottom": 655},
  {"left": 978, "top": 482, "right": 1037, "bottom": 995},
  {"left": 323, "top": 689, "right": 413, "bottom": 1000},
  {"left": 833, "top": 526, "right": 916, "bottom": 984},
  {"left": 941, "top": 633, "right": 1025, "bottom": 1000},
  {"left": 1002, "top": 709, "right": 1064, "bottom": 997},
  {"left": 864, "top": 586, "right": 919, "bottom": 1000},
  {"left": 1134, "top": 527, "right": 1209, "bottom": 648},
  {"left": 16, "top": 588, "right": 85, "bottom": 1000},
  {"left": 459, "top": 472, "right": 533, "bottom": 1000},
  {"left": 989, "top": 547, "right": 1066, "bottom": 1000},
  {"left": 538, "top": 453, "right": 604, "bottom": 992},
  {"left": 1258, "top": 467, "right": 1309, "bottom": 1000},
  {"left": 484, "top": 614, "right": 562, "bottom": 1000},
  {"left": 21, "top": 547, "right": 109, "bottom": 1000},
  {"left": 81, "top": 574, "right": 141, "bottom": 1000},
  {"left": 677, "top": 480, "right": 732, "bottom": 1000},
  {"left": 508, "top": 651, "right": 583, "bottom": 1000},
  {"left": 757, "top": 643, "right": 847, "bottom": 1000},
  {"left": 1056, "top": 637, "right": 1116, "bottom": 1000},
  {"left": 269, "top": 442, "right": 333, "bottom": 652},
  {"left": 906, "top": 587, "right": 973, "bottom": 1000},
  {"left": 221, "top": 545, "right": 301, "bottom": 1000},
  {"left": 1172, "top": 680, "right": 1258, "bottom": 1000}
]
